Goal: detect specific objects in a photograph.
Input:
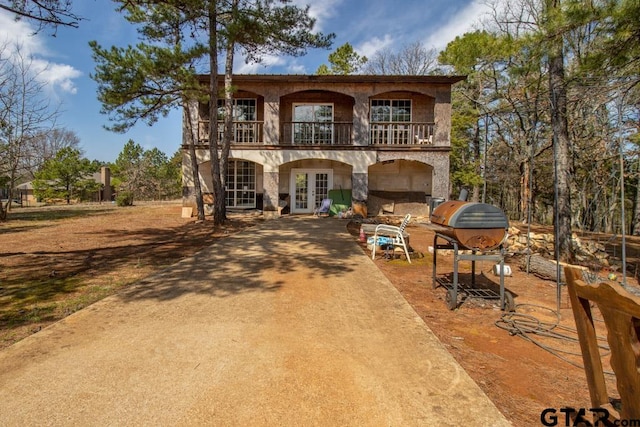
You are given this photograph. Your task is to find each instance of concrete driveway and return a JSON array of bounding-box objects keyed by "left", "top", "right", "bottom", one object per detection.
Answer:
[{"left": 0, "top": 217, "right": 510, "bottom": 426}]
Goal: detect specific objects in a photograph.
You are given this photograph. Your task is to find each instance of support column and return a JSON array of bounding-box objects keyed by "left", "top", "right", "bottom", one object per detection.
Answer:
[
  {"left": 431, "top": 154, "right": 450, "bottom": 200},
  {"left": 263, "top": 93, "right": 280, "bottom": 144},
  {"left": 352, "top": 172, "right": 368, "bottom": 202},
  {"left": 352, "top": 93, "right": 370, "bottom": 146},
  {"left": 433, "top": 88, "right": 452, "bottom": 147},
  {"left": 263, "top": 170, "right": 280, "bottom": 218}
]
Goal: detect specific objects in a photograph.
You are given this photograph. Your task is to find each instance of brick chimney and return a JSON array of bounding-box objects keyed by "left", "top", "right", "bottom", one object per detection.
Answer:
[{"left": 101, "top": 166, "right": 112, "bottom": 202}]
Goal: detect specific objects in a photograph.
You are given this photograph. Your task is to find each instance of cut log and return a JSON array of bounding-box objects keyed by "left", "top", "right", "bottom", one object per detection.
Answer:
[
  {"left": 522, "top": 254, "right": 565, "bottom": 282},
  {"left": 521, "top": 254, "right": 589, "bottom": 282}
]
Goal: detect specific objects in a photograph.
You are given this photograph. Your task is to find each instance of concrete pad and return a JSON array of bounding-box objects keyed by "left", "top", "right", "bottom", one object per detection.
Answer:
[{"left": 0, "top": 217, "right": 511, "bottom": 426}]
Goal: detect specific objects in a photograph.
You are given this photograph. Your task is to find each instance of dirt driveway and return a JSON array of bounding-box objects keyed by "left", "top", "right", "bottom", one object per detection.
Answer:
[
  {"left": 0, "top": 202, "right": 632, "bottom": 425},
  {"left": 0, "top": 208, "right": 509, "bottom": 426}
]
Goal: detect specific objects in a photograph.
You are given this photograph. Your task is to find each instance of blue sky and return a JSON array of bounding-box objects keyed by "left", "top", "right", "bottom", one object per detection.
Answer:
[{"left": 0, "top": 0, "right": 492, "bottom": 163}]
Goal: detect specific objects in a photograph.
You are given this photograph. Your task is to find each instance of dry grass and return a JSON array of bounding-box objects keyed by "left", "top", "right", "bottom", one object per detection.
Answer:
[{"left": 0, "top": 202, "right": 263, "bottom": 349}]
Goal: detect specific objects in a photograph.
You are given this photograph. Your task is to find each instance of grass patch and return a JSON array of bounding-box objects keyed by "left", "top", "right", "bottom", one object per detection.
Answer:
[
  {"left": 9, "top": 206, "right": 115, "bottom": 222},
  {"left": 0, "top": 203, "right": 261, "bottom": 349},
  {"left": 0, "top": 276, "right": 83, "bottom": 326}
]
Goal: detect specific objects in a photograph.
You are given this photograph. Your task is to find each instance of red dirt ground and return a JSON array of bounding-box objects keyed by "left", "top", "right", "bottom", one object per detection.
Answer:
[
  {"left": 349, "top": 218, "right": 635, "bottom": 426},
  {"left": 2, "top": 203, "right": 636, "bottom": 425}
]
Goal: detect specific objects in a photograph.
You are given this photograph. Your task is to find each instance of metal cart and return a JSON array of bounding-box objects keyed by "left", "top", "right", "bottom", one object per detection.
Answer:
[{"left": 432, "top": 232, "right": 515, "bottom": 311}]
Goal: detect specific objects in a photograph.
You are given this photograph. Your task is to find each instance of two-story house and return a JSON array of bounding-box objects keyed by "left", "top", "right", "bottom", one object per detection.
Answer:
[{"left": 182, "top": 74, "right": 464, "bottom": 217}]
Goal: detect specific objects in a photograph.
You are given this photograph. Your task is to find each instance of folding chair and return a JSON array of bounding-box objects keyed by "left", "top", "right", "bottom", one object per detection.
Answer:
[
  {"left": 314, "top": 198, "right": 332, "bottom": 217},
  {"left": 371, "top": 214, "right": 411, "bottom": 263},
  {"left": 564, "top": 266, "right": 640, "bottom": 425}
]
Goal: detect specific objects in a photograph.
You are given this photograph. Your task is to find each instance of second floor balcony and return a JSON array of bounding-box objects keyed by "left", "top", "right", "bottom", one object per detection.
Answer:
[{"left": 196, "top": 120, "right": 435, "bottom": 147}]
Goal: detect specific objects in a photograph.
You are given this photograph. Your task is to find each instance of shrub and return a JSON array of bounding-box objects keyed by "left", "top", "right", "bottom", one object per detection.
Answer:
[{"left": 116, "top": 191, "right": 134, "bottom": 207}]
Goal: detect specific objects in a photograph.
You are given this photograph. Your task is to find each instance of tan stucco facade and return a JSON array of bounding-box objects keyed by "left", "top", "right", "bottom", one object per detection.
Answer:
[{"left": 182, "top": 74, "right": 464, "bottom": 216}]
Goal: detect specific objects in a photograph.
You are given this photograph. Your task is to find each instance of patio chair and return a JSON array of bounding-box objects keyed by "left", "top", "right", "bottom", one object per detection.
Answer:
[
  {"left": 314, "top": 198, "right": 332, "bottom": 217},
  {"left": 371, "top": 213, "right": 411, "bottom": 263},
  {"left": 564, "top": 266, "right": 640, "bottom": 425}
]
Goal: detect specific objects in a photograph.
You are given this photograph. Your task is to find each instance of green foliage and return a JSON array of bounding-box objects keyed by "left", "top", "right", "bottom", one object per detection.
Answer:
[
  {"left": 33, "top": 147, "right": 99, "bottom": 204},
  {"left": 115, "top": 191, "right": 134, "bottom": 207},
  {"left": 436, "top": 0, "right": 640, "bottom": 236},
  {"left": 439, "top": 31, "right": 499, "bottom": 75},
  {"left": 112, "top": 139, "right": 180, "bottom": 201},
  {"left": 90, "top": 41, "right": 203, "bottom": 133},
  {"left": 91, "top": 1, "right": 334, "bottom": 134},
  {"left": 575, "top": 0, "right": 640, "bottom": 80},
  {"left": 449, "top": 90, "right": 483, "bottom": 193},
  {"left": 93, "top": 0, "right": 334, "bottom": 224},
  {"left": 169, "top": 149, "right": 183, "bottom": 190},
  {"left": 316, "top": 43, "right": 367, "bottom": 75}
]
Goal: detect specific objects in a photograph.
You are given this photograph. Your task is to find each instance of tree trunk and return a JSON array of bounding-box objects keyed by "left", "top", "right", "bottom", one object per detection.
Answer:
[
  {"left": 208, "top": 0, "right": 225, "bottom": 225},
  {"left": 185, "top": 100, "right": 205, "bottom": 220},
  {"left": 189, "top": 144, "right": 205, "bottom": 220},
  {"left": 472, "top": 120, "right": 481, "bottom": 202},
  {"left": 222, "top": 3, "right": 237, "bottom": 211},
  {"left": 633, "top": 157, "right": 640, "bottom": 235},
  {"left": 520, "top": 159, "right": 529, "bottom": 222},
  {"left": 547, "top": 0, "right": 574, "bottom": 263}
]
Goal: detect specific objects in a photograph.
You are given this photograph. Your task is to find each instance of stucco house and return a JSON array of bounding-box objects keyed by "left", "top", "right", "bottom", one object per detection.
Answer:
[{"left": 182, "top": 74, "right": 465, "bottom": 217}]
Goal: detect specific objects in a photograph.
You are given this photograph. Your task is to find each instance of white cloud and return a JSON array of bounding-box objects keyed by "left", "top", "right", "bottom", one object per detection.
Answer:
[
  {"left": 292, "top": 0, "right": 343, "bottom": 32},
  {"left": 357, "top": 35, "right": 395, "bottom": 60},
  {"left": 35, "top": 61, "right": 83, "bottom": 95},
  {"left": 235, "top": 53, "right": 286, "bottom": 74},
  {"left": 424, "top": 0, "right": 491, "bottom": 50},
  {"left": 0, "top": 13, "right": 45, "bottom": 54},
  {"left": 0, "top": 10, "right": 81, "bottom": 94},
  {"left": 287, "top": 63, "right": 307, "bottom": 74}
]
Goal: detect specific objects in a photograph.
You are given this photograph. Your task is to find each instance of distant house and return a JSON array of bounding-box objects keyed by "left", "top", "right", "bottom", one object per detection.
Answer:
[
  {"left": 14, "top": 182, "right": 34, "bottom": 206},
  {"left": 14, "top": 166, "right": 113, "bottom": 206},
  {"left": 182, "top": 74, "right": 465, "bottom": 216}
]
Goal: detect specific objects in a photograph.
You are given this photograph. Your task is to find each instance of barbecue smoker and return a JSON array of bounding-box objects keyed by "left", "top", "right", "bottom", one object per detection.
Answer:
[{"left": 430, "top": 200, "right": 515, "bottom": 311}]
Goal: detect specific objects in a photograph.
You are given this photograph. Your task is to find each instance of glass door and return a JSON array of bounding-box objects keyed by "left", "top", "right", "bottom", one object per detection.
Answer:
[
  {"left": 290, "top": 169, "right": 332, "bottom": 214},
  {"left": 293, "top": 104, "right": 333, "bottom": 145}
]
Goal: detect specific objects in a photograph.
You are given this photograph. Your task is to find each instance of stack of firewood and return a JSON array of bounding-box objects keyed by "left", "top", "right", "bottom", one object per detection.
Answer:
[{"left": 505, "top": 227, "right": 612, "bottom": 280}]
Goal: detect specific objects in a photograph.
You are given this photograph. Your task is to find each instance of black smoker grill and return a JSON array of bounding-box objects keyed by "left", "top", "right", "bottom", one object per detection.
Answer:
[{"left": 429, "top": 201, "right": 515, "bottom": 311}]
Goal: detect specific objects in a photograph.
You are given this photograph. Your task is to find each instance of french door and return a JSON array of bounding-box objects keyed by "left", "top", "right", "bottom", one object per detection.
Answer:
[
  {"left": 290, "top": 169, "right": 333, "bottom": 214},
  {"left": 292, "top": 104, "right": 333, "bottom": 145}
]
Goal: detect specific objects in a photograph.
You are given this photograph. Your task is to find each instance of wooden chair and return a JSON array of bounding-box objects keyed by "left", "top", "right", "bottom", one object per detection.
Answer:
[{"left": 564, "top": 266, "right": 640, "bottom": 426}]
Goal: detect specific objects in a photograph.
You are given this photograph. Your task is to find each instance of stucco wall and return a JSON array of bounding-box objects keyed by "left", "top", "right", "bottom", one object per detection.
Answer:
[
  {"left": 183, "top": 148, "right": 449, "bottom": 201},
  {"left": 369, "top": 160, "right": 433, "bottom": 195},
  {"left": 181, "top": 75, "right": 462, "bottom": 211}
]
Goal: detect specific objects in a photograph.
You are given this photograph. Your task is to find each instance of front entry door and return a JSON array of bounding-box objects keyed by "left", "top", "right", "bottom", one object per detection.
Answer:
[{"left": 290, "top": 169, "right": 333, "bottom": 214}]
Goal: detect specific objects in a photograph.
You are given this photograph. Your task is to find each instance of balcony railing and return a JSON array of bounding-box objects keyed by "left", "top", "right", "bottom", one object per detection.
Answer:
[
  {"left": 196, "top": 120, "right": 435, "bottom": 146},
  {"left": 370, "top": 122, "right": 435, "bottom": 146},
  {"left": 198, "top": 120, "right": 263, "bottom": 144},
  {"left": 282, "top": 122, "right": 353, "bottom": 145}
]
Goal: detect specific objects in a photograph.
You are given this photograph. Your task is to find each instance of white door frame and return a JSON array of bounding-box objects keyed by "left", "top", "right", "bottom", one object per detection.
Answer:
[{"left": 290, "top": 168, "right": 333, "bottom": 214}]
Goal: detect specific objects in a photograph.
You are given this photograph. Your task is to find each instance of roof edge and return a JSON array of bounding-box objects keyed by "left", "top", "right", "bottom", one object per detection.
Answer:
[{"left": 196, "top": 74, "right": 467, "bottom": 84}]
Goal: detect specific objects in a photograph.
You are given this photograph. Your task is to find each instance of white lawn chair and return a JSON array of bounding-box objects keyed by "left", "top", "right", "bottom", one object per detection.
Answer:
[
  {"left": 371, "top": 214, "right": 411, "bottom": 263},
  {"left": 314, "top": 198, "right": 332, "bottom": 217}
]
